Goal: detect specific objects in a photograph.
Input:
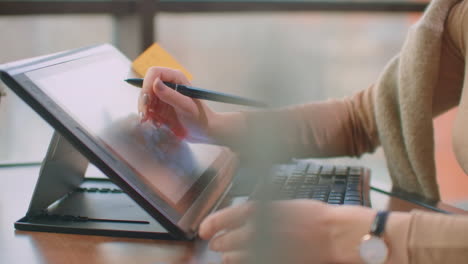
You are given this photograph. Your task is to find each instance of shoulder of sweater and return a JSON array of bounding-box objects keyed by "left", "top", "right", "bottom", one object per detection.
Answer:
[{"left": 412, "top": 0, "right": 462, "bottom": 33}]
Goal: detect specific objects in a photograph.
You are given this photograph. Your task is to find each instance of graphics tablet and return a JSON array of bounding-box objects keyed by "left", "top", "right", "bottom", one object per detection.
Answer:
[{"left": 0, "top": 44, "right": 238, "bottom": 240}]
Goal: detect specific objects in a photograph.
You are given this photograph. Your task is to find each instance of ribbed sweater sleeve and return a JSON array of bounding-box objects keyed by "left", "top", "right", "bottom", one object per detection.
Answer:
[{"left": 240, "top": 85, "right": 379, "bottom": 161}]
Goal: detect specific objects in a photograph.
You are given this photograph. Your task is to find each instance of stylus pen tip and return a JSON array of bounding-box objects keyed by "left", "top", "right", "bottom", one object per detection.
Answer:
[{"left": 124, "top": 78, "right": 143, "bottom": 88}]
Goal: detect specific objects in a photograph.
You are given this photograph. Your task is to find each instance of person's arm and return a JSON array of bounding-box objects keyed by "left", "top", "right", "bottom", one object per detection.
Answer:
[
  {"left": 407, "top": 211, "right": 468, "bottom": 263},
  {"left": 138, "top": 67, "right": 381, "bottom": 160},
  {"left": 217, "top": 84, "right": 380, "bottom": 162}
]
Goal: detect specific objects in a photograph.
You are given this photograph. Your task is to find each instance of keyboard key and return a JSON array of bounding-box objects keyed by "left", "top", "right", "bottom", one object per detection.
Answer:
[
  {"left": 349, "top": 167, "right": 362, "bottom": 176},
  {"left": 293, "top": 162, "right": 308, "bottom": 174},
  {"left": 348, "top": 177, "right": 360, "bottom": 183},
  {"left": 344, "top": 201, "right": 361, "bottom": 205},
  {"left": 329, "top": 197, "right": 343, "bottom": 202},
  {"left": 335, "top": 175, "right": 347, "bottom": 180},
  {"left": 319, "top": 176, "right": 333, "bottom": 184},
  {"left": 312, "top": 197, "right": 327, "bottom": 202},
  {"left": 312, "top": 192, "right": 328, "bottom": 198},
  {"left": 304, "top": 163, "right": 319, "bottom": 173},
  {"left": 305, "top": 174, "right": 318, "bottom": 180},
  {"left": 304, "top": 178, "right": 318, "bottom": 185},
  {"left": 333, "top": 178, "right": 346, "bottom": 183},
  {"left": 347, "top": 184, "right": 361, "bottom": 190},
  {"left": 344, "top": 196, "right": 361, "bottom": 202},
  {"left": 332, "top": 192, "right": 345, "bottom": 198},
  {"left": 328, "top": 198, "right": 342, "bottom": 204},
  {"left": 315, "top": 183, "right": 330, "bottom": 189},
  {"left": 98, "top": 188, "right": 111, "bottom": 193},
  {"left": 345, "top": 190, "right": 360, "bottom": 196},
  {"left": 320, "top": 165, "right": 334, "bottom": 176},
  {"left": 313, "top": 189, "right": 329, "bottom": 194},
  {"left": 335, "top": 166, "right": 348, "bottom": 176},
  {"left": 290, "top": 175, "right": 304, "bottom": 180},
  {"left": 331, "top": 184, "right": 346, "bottom": 193},
  {"left": 301, "top": 184, "right": 316, "bottom": 190},
  {"left": 345, "top": 196, "right": 361, "bottom": 202}
]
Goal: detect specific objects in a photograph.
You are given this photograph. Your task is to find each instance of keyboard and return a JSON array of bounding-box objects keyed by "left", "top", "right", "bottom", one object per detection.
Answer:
[{"left": 268, "top": 161, "right": 371, "bottom": 206}]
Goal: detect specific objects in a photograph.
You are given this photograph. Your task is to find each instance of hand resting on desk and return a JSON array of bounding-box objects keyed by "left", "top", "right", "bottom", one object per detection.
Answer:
[{"left": 198, "top": 200, "right": 410, "bottom": 264}]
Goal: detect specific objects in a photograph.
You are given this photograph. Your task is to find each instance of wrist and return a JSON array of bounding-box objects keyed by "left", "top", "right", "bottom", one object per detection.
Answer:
[
  {"left": 328, "top": 207, "right": 411, "bottom": 264},
  {"left": 328, "top": 206, "right": 375, "bottom": 264},
  {"left": 360, "top": 211, "right": 390, "bottom": 264},
  {"left": 383, "top": 212, "right": 411, "bottom": 264},
  {"left": 208, "top": 111, "right": 247, "bottom": 148}
]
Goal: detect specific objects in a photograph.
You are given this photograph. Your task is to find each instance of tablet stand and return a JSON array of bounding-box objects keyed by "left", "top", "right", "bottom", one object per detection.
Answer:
[{"left": 15, "top": 131, "right": 174, "bottom": 240}]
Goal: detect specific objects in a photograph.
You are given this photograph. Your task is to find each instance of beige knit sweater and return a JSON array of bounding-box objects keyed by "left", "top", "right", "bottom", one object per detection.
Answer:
[{"left": 374, "top": 0, "right": 462, "bottom": 200}]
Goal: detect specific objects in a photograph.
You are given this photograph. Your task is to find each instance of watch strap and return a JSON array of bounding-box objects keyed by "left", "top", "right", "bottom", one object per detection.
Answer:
[{"left": 370, "top": 211, "right": 389, "bottom": 237}]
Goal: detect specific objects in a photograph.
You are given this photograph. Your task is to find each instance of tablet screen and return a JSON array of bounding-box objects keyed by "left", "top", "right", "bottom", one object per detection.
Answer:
[{"left": 24, "top": 51, "right": 226, "bottom": 219}]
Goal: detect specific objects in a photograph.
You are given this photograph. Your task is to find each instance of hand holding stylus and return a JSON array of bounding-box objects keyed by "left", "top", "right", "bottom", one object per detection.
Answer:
[{"left": 137, "top": 67, "right": 217, "bottom": 139}]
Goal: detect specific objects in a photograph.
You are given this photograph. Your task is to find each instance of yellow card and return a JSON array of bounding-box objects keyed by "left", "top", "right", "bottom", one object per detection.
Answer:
[{"left": 132, "top": 43, "right": 193, "bottom": 81}]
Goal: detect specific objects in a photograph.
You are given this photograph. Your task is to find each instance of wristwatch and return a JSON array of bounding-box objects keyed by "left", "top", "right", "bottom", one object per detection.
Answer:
[{"left": 359, "top": 211, "right": 390, "bottom": 264}]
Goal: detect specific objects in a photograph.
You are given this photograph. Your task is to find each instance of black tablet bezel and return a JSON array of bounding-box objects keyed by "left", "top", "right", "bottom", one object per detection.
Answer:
[{"left": 0, "top": 44, "right": 237, "bottom": 240}]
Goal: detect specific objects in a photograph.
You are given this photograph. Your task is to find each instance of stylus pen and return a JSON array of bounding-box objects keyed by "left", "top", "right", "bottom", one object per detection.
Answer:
[{"left": 125, "top": 78, "right": 268, "bottom": 108}]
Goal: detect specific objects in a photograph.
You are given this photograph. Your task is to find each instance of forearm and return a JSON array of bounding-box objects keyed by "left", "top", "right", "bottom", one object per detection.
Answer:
[
  {"left": 208, "top": 111, "right": 248, "bottom": 149},
  {"left": 333, "top": 209, "right": 468, "bottom": 264},
  {"left": 407, "top": 210, "right": 468, "bottom": 263},
  {"left": 209, "top": 86, "right": 380, "bottom": 160},
  {"left": 283, "top": 88, "right": 379, "bottom": 158}
]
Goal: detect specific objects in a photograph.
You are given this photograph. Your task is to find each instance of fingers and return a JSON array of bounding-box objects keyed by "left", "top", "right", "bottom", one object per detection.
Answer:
[
  {"left": 199, "top": 203, "right": 254, "bottom": 240},
  {"left": 138, "top": 85, "right": 152, "bottom": 122},
  {"left": 153, "top": 79, "right": 198, "bottom": 116},
  {"left": 138, "top": 69, "right": 157, "bottom": 119},
  {"left": 148, "top": 66, "right": 191, "bottom": 86},
  {"left": 138, "top": 67, "right": 192, "bottom": 119},
  {"left": 209, "top": 223, "right": 253, "bottom": 252}
]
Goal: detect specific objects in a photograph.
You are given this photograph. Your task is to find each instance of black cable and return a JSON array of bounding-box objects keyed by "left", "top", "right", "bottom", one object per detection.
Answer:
[{"left": 370, "top": 186, "right": 449, "bottom": 214}]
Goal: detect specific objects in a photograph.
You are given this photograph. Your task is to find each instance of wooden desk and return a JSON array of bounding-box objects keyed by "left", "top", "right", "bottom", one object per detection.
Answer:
[{"left": 0, "top": 164, "right": 464, "bottom": 264}]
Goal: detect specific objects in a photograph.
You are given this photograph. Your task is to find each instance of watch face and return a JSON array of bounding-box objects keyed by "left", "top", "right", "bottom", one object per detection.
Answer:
[{"left": 359, "top": 234, "right": 388, "bottom": 264}]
